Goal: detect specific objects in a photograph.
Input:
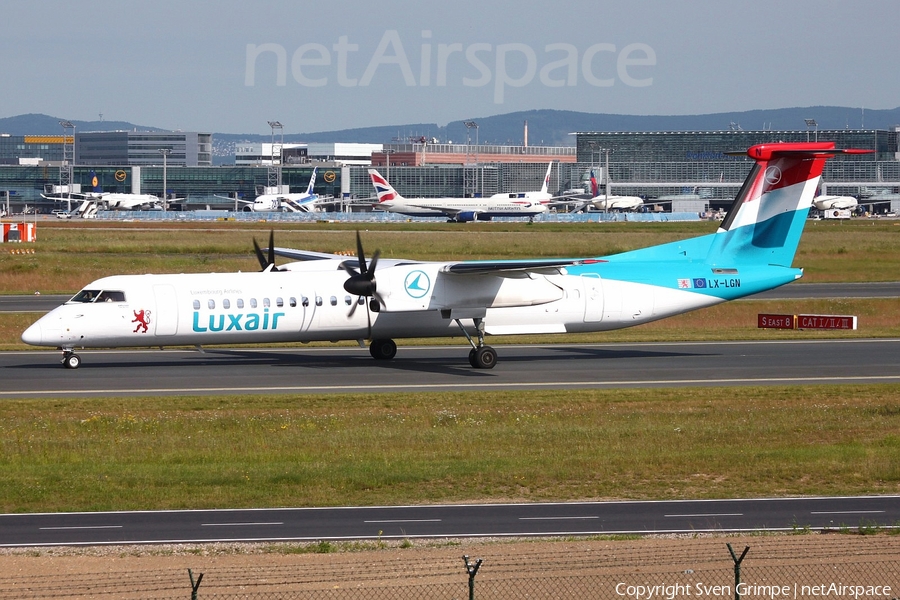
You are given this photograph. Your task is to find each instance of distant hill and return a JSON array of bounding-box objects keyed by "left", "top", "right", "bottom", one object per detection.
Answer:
[
  {"left": 215, "top": 106, "right": 900, "bottom": 149},
  {"left": 0, "top": 113, "right": 165, "bottom": 135}
]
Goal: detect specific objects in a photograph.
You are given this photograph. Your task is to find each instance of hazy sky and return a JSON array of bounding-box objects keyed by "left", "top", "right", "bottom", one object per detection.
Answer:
[{"left": 3, "top": 0, "right": 897, "bottom": 134}]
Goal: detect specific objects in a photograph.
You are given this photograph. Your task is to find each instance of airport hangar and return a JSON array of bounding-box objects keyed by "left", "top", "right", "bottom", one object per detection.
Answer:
[{"left": 1, "top": 128, "right": 898, "bottom": 214}]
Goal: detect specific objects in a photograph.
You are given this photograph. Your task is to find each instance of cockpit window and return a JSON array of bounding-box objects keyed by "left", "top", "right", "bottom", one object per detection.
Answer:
[
  {"left": 70, "top": 290, "right": 102, "bottom": 303},
  {"left": 96, "top": 291, "right": 126, "bottom": 302},
  {"left": 70, "top": 289, "right": 126, "bottom": 303}
]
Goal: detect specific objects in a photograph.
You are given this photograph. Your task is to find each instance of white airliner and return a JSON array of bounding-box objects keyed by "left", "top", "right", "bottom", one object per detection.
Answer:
[
  {"left": 23, "top": 142, "right": 869, "bottom": 370},
  {"left": 812, "top": 195, "right": 858, "bottom": 210},
  {"left": 587, "top": 169, "right": 644, "bottom": 211},
  {"left": 368, "top": 167, "right": 548, "bottom": 222},
  {"left": 240, "top": 167, "right": 322, "bottom": 212},
  {"left": 41, "top": 171, "right": 162, "bottom": 214}
]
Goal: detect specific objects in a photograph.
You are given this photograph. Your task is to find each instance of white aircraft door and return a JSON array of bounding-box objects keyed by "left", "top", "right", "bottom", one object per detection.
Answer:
[
  {"left": 152, "top": 284, "right": 179, "bottom": 336},
  {"left": 582, "top": 274, "right": 603, "bottom": 322}
]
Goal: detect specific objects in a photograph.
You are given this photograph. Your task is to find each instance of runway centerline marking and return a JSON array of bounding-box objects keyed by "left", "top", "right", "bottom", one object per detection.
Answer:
[
  {"left": 39, "top": 525, "right": 123, "bottom": 530},
  {"left": 519, "top": 516, "right": 600, "bottom": 520},
  {"left": 810, "top": 511, "right": 885, "bottom": 515},
  {"left": 364, "top": 519, "right": 441, "bottom": 524},
  {"left": 201, "top": 522, "right": 284, "bottom": 527},
  {"left": 665, "top": 513, "right": 743, "bottom": 518}
]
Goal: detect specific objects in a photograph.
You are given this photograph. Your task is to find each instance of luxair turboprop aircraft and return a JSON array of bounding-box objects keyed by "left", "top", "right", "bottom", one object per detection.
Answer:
[{"left": 22, "top": 142, "right": 868, "bottom": 369}]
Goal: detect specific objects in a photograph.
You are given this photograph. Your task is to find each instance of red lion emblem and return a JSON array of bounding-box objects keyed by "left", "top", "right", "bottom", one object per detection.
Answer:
[{"left": 132, "top": 309, "right": 151, "bottom": 333}]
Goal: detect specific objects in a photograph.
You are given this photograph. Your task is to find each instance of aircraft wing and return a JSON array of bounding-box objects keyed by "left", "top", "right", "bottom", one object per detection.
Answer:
[
  {"left": 405, "top": 203, "right": 467, "bottom": 218},
  {"left": 213, "top": 194, "right": 252, "bottom": 204},
  {"left": 271, "top": 247, "right": 353, "bottom": 261},
  {"left": 441, "top": 257, "right": 603, "bottom": 275}
]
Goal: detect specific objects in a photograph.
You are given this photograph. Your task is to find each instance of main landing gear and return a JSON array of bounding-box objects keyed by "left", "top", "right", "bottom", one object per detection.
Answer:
[
  {"left": 62, "top": 349, "right": 81, "bottom": 369},
  {"left": 456, "top": 317, "right": 497, "bottom": 369},
  {"left": 368, "top": 318, "right": 498, "bottom": 369},
  {"left": 369, "top": 338, "right": 397, "bottom": 360}
]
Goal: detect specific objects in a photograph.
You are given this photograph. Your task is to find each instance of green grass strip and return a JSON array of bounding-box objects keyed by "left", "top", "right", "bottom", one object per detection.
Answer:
[{"left": 2, "top": 385, "right": 898, "bottom": 513}]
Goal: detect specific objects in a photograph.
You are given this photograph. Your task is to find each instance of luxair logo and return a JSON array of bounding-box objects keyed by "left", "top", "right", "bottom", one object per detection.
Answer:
[
  {"left": 192, "top": 308, "right": 285, "bottom": 332},
  {"left": 404, "top": 270, "right": 431, "bottom": 298}
]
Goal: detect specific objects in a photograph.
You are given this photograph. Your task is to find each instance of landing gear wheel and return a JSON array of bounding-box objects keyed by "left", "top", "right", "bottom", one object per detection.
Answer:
[
  {"left": 473, "top": 346, "right": 497, "bottom": 369},
  {"left": 63, "top": 353, "right": 81, "bottom": 369},
  {"left": 468, "top": 348, "right": 478, "bottom": 368},
  {"left": 369, "top": 338, "right": 397, "bottom": 360}
]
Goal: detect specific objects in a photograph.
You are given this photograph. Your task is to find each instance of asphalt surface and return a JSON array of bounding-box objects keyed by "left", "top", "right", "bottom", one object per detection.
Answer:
[
  {"left": 3, "top": 286, "right": 898, "bottom": 548},
  {"left": 2, "top": 338, "right": 899, "bottom": 397},
  {"left": 2, "top": 496, "right": 898, "bottom": 547}
]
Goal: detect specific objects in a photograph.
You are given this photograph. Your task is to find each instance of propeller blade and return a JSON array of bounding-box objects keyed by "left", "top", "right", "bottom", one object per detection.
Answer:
[
  {"left": 355, "top": 231, "right": 367, "bottom": 274},
  {"left": 252, "top": 230, "right": 283, "bottom": 272},
  {"left": 252, "top": 237, "right": 268, "bottom": 271}
]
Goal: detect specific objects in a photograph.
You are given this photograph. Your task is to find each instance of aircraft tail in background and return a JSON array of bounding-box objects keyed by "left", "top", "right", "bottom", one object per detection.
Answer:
[
  {"left": 368, "top": 169, "right": 403, "bottom": 203},
  {"left": 305, "top": 167, "right": 318, "bottom": 196}
]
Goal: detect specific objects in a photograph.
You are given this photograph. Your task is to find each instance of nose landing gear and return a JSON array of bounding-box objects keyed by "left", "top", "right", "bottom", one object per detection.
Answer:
[{"left": 62, "top": 350, "right": 81, "bottom": 369}]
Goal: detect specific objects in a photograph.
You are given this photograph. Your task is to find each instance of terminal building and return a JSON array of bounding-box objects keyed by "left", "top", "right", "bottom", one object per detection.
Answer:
[{"left": 1, "top": 127, "right": 898, "bottom": 213}]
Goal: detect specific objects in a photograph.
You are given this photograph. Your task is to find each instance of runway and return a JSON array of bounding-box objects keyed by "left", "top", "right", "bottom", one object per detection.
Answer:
[
  {"left": 2, "top": 338, "right": 899, "bottom": 398},
  {"left": 2, "top": 496, "right": 898, "bottom": 547}
]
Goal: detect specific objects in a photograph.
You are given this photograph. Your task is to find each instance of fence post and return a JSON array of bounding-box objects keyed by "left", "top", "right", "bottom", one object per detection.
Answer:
[
  {"left": 726, "top": 544, "right": 749, "bottom": 600},
  {"left": 463, "top": 555, "right": 483, "bottom": 600},
  {"left": 188, "top": 568, "right": 204, "bottom": 600}
]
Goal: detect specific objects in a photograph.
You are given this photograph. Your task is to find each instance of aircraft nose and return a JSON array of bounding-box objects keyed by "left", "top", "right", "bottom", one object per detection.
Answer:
[{"left": 21, "top": 320, "right": 42, "bottom": 345}]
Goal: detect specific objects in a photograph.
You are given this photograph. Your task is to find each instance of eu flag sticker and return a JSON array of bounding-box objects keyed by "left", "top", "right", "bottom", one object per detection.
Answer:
[{"left": 693, "top": 278, "right": 707, "bottom": 288}]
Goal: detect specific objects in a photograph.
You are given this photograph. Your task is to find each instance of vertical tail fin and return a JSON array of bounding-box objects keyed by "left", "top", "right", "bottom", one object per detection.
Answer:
[
  {"left": 90, "top": 171, "right": 102, "bottom": 194},
  {"left": 589, "top": 169, "right": 600, "bottom": 198},
  {"left": 540, "top": 162, "right": 552, "bottom": 194},
  {"left": 708, "top": 142, "right": 871, "bottom": 267},
  {"left": 368, "top": 169, "right": 403, "bottom": 202},
  {"left": 306, "top": 167, "right": 318, "bottom": 195}
]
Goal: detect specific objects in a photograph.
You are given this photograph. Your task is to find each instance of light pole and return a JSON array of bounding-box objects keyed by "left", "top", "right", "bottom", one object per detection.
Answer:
[
  {"left": 382, "top": 148, "right": 396, "bottom": 185},
  {"left": 804, "top": 118, "right": 818, "bottom": 142},
  {"left": 59, "top": 120, "right": 75, "bottom": 212},
  {"left": 464, "top": 121, "right": 479, "bottom": 196},
  {"left": 158, "top": 148, "right": 171, "bottom": 212}
]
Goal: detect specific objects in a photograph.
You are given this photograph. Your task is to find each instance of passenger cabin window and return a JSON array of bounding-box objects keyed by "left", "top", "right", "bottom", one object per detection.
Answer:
[
  {"left": 223, "top": 299, "right": 230, "bottom": 309},
  {"left": 263, "top": 298, "right": 271, "bottom": 308},
  {"left": 276, "top": 297, "right": 284, "bottom": 307},
  {"left": 237, "top": 299, "right": 244, "bottom": 309},
  {"left": 302, "top": 297, "right": 309, "bottom": 307},
  {"left": 289, "top": 297, "right": 297, "bottom": 307},
  {"left": 315, "top": 296, "right": 322, "bottom": 307},
  {"left": 207, "top": 299, "right": 216, "bottom": 309},
  {"left": 250, "top": 298, "right": 258, "bottom": 308},
  {"left": 193, "top": 300, "right": 201, "bottom": 310},
  {"left": 330, "top": 296, "right": 337, "bottom": 306}
]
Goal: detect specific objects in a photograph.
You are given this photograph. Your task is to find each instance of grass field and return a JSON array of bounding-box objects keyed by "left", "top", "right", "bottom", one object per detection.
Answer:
[
  {"left": 2, "top": 386, "right": 899, "bottom": 513},
  {"left": 1, "top": 218, "right": 899, "bottom": 514},
  {"left": 2, "top": 218, "right": 899, "bottom": 294}
]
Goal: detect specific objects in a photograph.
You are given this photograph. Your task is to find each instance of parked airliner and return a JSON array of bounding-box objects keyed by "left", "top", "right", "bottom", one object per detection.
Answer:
[
  {"left": 368, "top": 167, "right": 548, "bottom": 222},
  {"left": 239, "top": 167, "right": 323, "bottom": 212},
  {"left": 22, "top": 142, "right": 868, "bottom": 369}
]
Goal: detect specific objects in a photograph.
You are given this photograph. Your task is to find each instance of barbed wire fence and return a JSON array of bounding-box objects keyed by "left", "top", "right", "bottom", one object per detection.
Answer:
[{"left": 1, "top": 538, "right": 898, "bottom": 599}]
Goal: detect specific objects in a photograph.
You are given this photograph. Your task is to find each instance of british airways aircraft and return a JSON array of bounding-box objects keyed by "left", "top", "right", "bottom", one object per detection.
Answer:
[
  {"left": 368, "top": 167, "right": 548, "bottom": 222},
  {"left": 22, "top": 143, "right": 868, "bottom": 369}
]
